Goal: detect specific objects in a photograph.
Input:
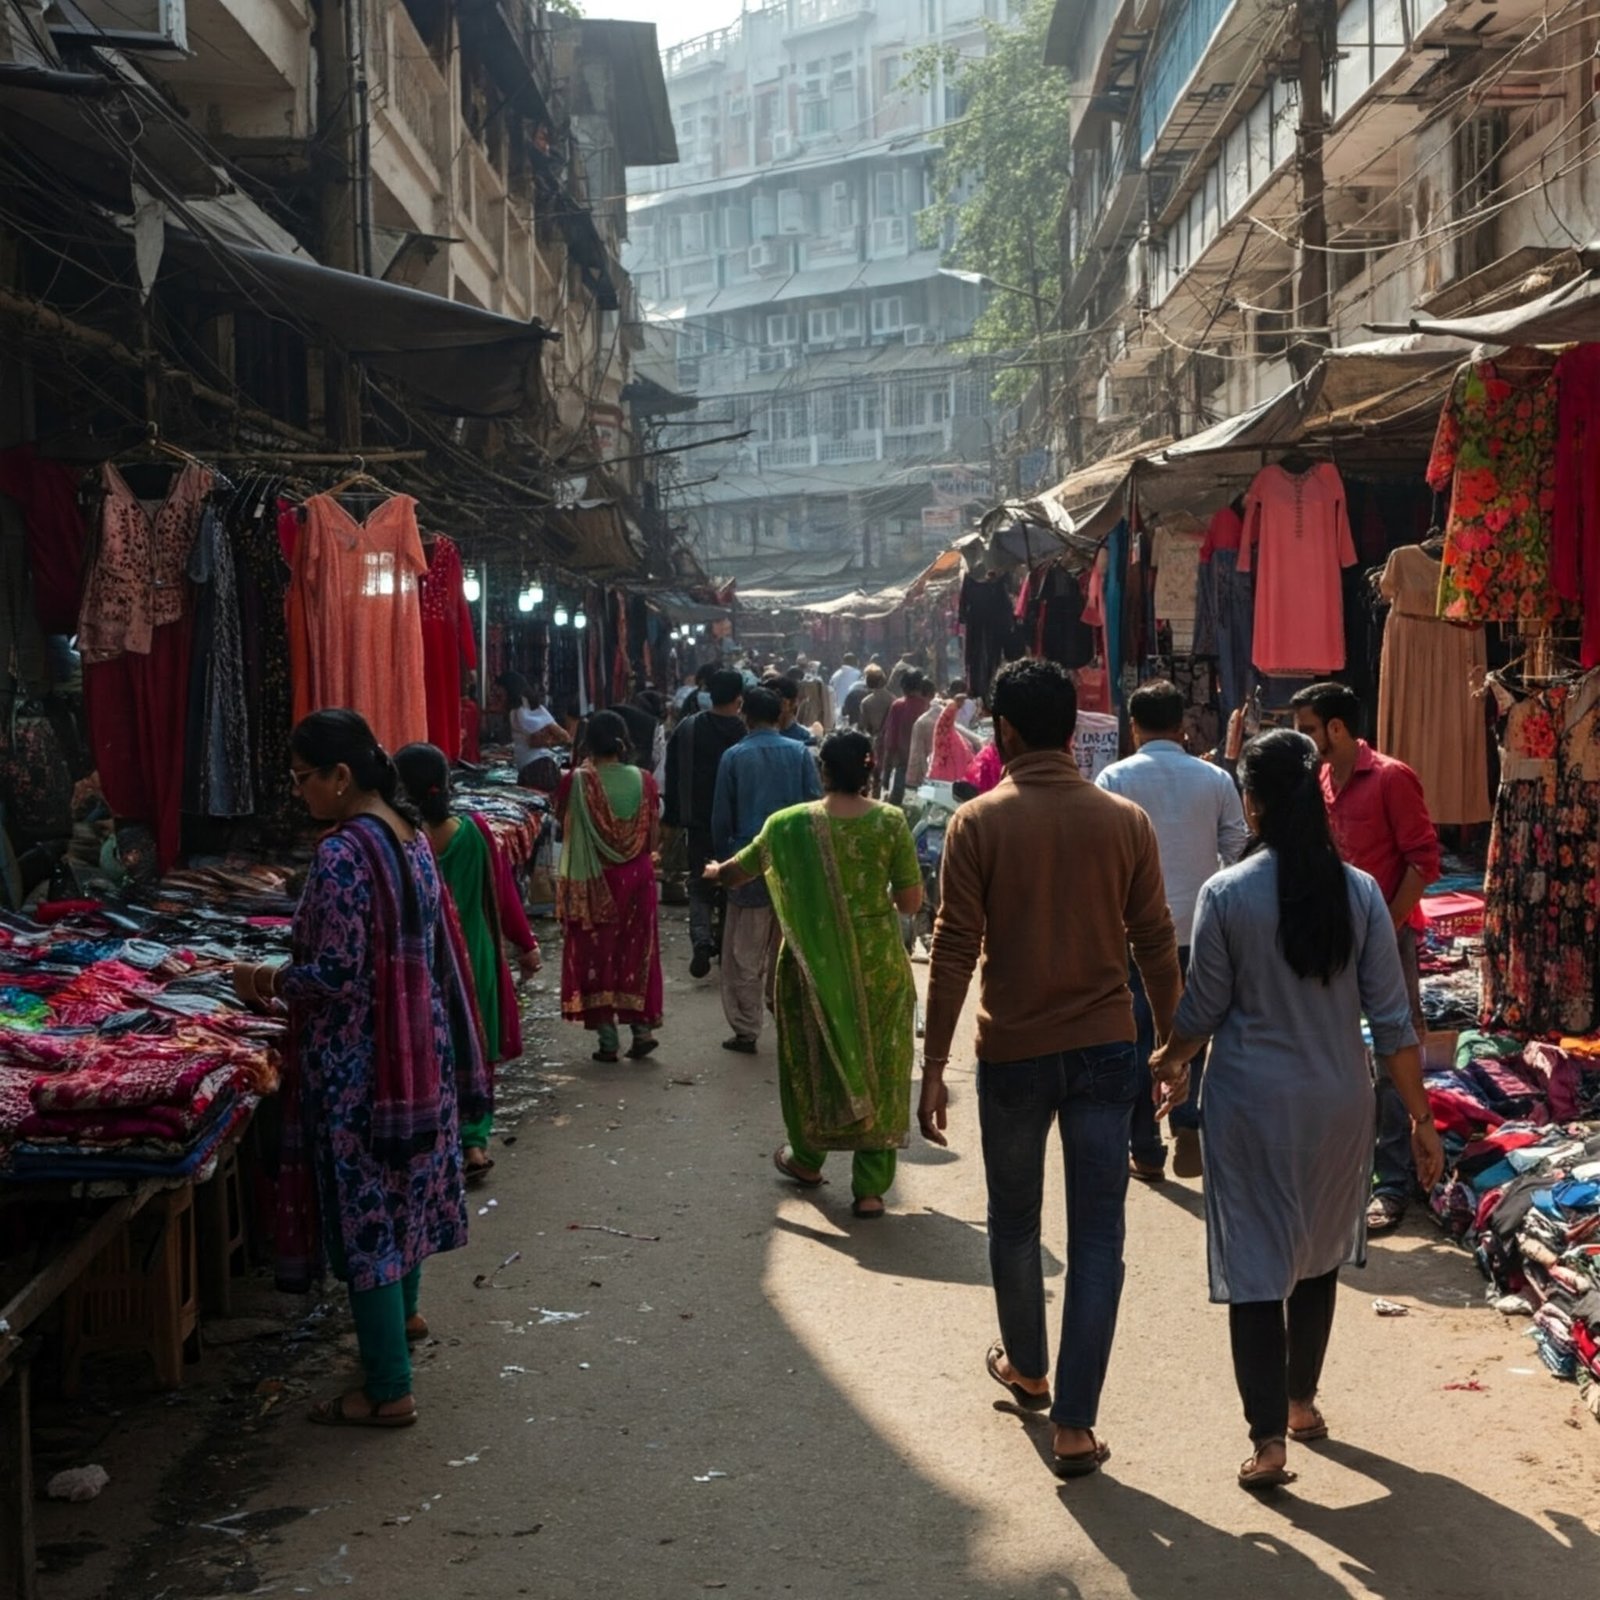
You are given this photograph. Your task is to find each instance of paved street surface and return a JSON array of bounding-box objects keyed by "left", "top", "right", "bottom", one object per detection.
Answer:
[{"left": 38, "top": 911, "right": 1600, "bottom": 1599}]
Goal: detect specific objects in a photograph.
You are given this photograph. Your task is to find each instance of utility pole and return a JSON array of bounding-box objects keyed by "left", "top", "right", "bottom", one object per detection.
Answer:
[
  {"left": 1025, "top": 228, "right": 1052, "bottom": 456},
  {"left": 1292, "top": 0, "right": 1331, "bottom": 379}
]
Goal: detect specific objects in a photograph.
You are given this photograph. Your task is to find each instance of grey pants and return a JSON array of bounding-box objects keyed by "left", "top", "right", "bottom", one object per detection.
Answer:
[{"left": 721, "top": 900, "right": 779, "bottom": 1041}]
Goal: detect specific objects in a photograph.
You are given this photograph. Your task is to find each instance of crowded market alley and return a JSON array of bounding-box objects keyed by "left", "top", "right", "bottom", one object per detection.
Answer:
[{"left": 25, "top": 907, "right": 1600, "bottom": 1600}]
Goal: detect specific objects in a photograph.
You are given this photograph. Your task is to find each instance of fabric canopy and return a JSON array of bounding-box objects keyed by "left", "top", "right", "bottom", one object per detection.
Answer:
[
  {"left": 164, "top": 234, "right": 555, "bottom": 417},
  {"left": 1375, "top": 266, "right": 1600, "bottom": 348}
]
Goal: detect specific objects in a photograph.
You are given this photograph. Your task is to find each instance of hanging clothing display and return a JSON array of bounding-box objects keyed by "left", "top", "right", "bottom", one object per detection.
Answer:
[
  {"left": 1553, "top": 345, "right": 1600, "bottom": 668},
  {"left": 78, "top": 461, "right": 212, "bottom": 663},
  {"left": 418, "top": 534, "right": 477, "bottom": 760},
  {"left": 1376, "top": 545, "right": 1490, "bottom": 826},
  {"left": 1426, "top": 356, "right": 1564, "bottom": 624},
  {"left": 1150, "top": 517, "right": 1204, "bottom": 655},
  {"left": 959, "top": 574, "right": 1018, "bottom": 705},
  {"left": 0, "top": 443, "right": 88, "bottom": 634},
  {"left": 229, "top": 486, "right": 297, "bottom": 829},
  {"left": 1481, "top": 670, "right": 1600, "bottom": 1036},
  {"left": 1240, "top": 461, "right": 1355, "bottom": 675},
  {"left": 183, "top": 508, "right": 254, "bottom": 817},
  {"left": 80, "top": 461, "right": 212, "bottom": 873},
  {"left": 1195, "top": 502, "right": 1253, "bottom": 714},
  {"left": 289, "top": 493, "right": 429, "bottom": 753}
]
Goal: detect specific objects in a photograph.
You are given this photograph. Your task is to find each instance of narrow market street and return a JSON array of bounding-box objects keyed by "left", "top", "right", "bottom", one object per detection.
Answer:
[{"left": 35, "top": 910, "right": 1600, "bottom": 1600}]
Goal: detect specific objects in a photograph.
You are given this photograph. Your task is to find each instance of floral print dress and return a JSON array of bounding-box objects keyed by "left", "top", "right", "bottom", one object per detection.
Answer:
[
  {"left": 1426, "top": 359, "right": 1565, "bottom": 624},
  {"left": 1480, "top": 671, "right": 1600, "bottom": 1036}
]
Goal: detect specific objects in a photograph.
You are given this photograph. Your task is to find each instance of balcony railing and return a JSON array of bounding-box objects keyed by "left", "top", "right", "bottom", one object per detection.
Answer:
[
  {"left": 369, "top": 0, "right": 447, "bottom": 176},
  {"left": 793, "top": 0, "right": 874, "bottom": 31},
  {"left": 458, "top": 140, "right": 506, "bottom": 251},
  {"left": 663, "top": 25, "right": 735, "bottom": 76},
  {"left": 1138, "top": 0, "right": 1237, "bottom": 162}
]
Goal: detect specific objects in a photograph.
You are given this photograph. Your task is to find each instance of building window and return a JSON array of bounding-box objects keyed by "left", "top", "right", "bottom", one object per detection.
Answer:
[
  {"left": 873, "top": 170, "right": 900, "bottom": 218},
  {"left": 830, "top": 181, "right": 854, "bottom": 229},
  {"left": 878, "top": 53, "right": 902, "bottom": 98},
  {"left": 767, "top": 312, "right": 801, "bottom": 345},
  {"left": 871, "top": 295, "right": 905, "bottom": 335}
]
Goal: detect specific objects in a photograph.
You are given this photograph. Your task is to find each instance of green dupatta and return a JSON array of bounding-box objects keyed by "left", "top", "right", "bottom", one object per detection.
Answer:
[
  {"left": 556, "top": 763, "right": 649, "bottom": 930},
  {"left": 754, "top": 803, "right": 890, "bottom": 1147}
]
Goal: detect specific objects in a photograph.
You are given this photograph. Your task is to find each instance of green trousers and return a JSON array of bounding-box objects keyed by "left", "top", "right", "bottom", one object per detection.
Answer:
[
  {"left": 461, "top": 1111, "right": 492, "bottom": 1150},
  {"left": 348, "top": 1268, "right": 421, "bottom": 1403},
  {"left": 780, "top": 1060, "right": 897, "bottom": 1201}
]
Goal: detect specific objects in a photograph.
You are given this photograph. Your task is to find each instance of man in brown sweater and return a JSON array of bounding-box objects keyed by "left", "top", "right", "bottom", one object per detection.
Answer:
[{"left": 922, "top": 658, "right": 1183, "bottom": 1479}]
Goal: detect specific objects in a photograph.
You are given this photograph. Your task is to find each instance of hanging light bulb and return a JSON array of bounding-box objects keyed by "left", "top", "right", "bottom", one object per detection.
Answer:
[
  {"left": 553, "top": 605, "right": 570, "bottom": 627},
  {"left": 574, "top": 612, "right": 588, "bottom": 631},
  {"left": 516, "top": 586, "right": 535, "bottom": 613},
  {"left": 462, "top": 569, "right": 482, "bottom": 604},
  {"left": 527, "top": 582, "right": 545, "bottom": 607}
]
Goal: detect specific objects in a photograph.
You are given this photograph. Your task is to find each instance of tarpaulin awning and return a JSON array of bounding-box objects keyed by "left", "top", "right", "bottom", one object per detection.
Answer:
[
  {"left": 649, "top": 591, "right": 731, "bottom": 626},
  {"left": 163, "top": 234, "right": 556, "bottom": 417},
  {"left": 1373, "top": 263, "right": 1600, "bottom": 348}
]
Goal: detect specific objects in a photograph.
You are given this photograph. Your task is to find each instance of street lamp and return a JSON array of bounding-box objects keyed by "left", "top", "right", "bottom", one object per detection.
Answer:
[
  {"left": 937, "top": 266, "right": 1051, "bottom": 306},
  {"left": 462, "top": 569, "right": 481, "bottom": 604},
  {"left": 553, "top": 605, "right": 570, "bottom": 627}
]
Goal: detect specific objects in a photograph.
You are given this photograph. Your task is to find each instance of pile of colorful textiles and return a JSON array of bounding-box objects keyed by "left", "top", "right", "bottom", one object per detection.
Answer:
[
  {"left": 452, "top": 773, "right": 553, "bottom": 869},
  {"left": 0, "top": 900, "right": 284, "bottom": 1181},
  {"left": 1425, "top": 1032, "right": 1600, "bottom": 1418}
]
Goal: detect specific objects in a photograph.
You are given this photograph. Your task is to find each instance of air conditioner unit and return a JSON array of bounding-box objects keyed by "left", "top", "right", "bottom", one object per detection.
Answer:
[
  {"left": 748, "top": 241, "right": 782, "bottom": 271},
  {"left": 772, "top": 131, "right": 795, "bottom": 159},
  {"left": 903, "top": 325, "right": 939, "bottom": 346}
]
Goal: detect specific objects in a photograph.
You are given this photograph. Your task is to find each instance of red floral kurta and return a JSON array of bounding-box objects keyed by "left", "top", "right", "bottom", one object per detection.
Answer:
[{"left": 1425, "top": 359, "right": 1563, "bottom": 624}]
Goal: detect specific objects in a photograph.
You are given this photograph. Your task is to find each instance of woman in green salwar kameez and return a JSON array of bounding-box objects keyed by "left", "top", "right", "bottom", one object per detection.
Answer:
[{"left": 708, "top": 731, "right": 922, "bottom": 1217}]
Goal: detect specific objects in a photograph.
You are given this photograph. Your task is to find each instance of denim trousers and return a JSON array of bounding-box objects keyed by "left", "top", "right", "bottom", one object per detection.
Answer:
[
  {"left": 1129, "top": 946, "right": 1198, "bottom": 1168},
  {"left": 1373, "top": 926, "right": 1426, "bottom": 1202},
  {"left": 977, "top": 1041, "right": 1140, "bottom": 1430}
]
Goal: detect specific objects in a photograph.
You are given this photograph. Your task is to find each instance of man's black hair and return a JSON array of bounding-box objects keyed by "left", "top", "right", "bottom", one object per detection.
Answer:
[{"left": 990, "top": 658, "right": 1078, "bottom": 751}]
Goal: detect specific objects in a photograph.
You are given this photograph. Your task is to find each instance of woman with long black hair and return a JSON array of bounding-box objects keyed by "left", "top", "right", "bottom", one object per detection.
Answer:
[{"left": 1149, "top": 729, "right": 1442, "bottom": 1490}]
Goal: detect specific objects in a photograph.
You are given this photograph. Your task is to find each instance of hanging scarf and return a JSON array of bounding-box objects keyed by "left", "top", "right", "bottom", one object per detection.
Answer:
[
  {"left": 556, "top": 763, "right": 651, "bottom": 930},
  {"left": 929, "top": 699, "right": 971, "bottom": 782}
]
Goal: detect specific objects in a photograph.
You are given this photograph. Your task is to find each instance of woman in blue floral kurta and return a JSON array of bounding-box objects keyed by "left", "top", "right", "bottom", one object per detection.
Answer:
[{"left": 235, "top": 710, "right": 486, "bottom": 1429}]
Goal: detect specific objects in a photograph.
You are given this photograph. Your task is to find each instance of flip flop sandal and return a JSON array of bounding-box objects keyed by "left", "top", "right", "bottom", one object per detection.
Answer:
[
  {"left": 773, "top": 1144, "right": 825, "bottom": 1188},
  {"left": 465, "top": 1158, "right": 495, "bottom": 1187},
  {"left": 1052, "top": 1437, "right": 1111, "bottom": 1479},
  {"left": 308, "top": 1393, "right": 417, "bottom": 1429},
  {"left": 986, "top": 1342, "right": 1050, "bottom": 1410},
  {"left": 1289, "top": 1411, "right": 1328, "bottom": 1443},
  {"left": 627, "top": 1037, "right": 661, "bottom": 1060},
  {"left": 1366, "top": 1196, "right": 1404, "bottom": 1233},
  {"left": 851, "top": 1197, "right": 887, "bottom": 1219},
  {"left": 404, "top": 1316, "right": 431, "bottom": 1344},
  {"left": 1238, "top": 1441, "right": 1297, "bottom": 1491}
]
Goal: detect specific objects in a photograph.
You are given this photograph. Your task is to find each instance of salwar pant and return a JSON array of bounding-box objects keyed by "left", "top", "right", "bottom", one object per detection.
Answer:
[
  {"left": 779, "top": 1062, "right": 897, "bottom": 1200},
  {"left": 461, "top": 1111, "right": 492, "bottom": 1150},
  {"left": 348, "top": 1267, "right": 421, "bottom": 1403},
  {"left": 595, "top": 1021, "right": 654, "bottom": 1053},
  {"left": 721, "top": 900, "right": 779, "bottom": 1041},
  {"left": 1228, "top": 1268, "right": 1339, "bottom": 1444}
]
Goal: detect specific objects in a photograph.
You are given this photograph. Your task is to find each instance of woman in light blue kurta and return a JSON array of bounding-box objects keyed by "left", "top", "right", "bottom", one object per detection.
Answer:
[{"left": 1151, "top": 730, "right": 1443, "bottom": 1491}]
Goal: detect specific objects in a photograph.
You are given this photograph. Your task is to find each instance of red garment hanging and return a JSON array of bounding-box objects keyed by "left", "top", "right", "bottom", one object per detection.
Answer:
[{"left": 418, "top": 534, "right": 477, "bottom": 758}]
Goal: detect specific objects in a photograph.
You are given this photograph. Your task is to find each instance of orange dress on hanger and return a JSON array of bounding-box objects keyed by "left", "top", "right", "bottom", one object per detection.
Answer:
[{"left": 289, "top": 493, "right": 429, "bottom": 752}]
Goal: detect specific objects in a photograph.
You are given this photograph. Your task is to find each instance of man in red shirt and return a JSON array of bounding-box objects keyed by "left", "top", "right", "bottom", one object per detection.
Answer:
[{"left": 1293, "top": 682, "right": 1441, "bottom": 1234}]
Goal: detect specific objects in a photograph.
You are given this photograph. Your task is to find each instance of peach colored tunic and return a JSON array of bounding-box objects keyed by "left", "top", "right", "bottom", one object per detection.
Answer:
[
  {"left": 289, "top": 494, "right": 429, "bottom": 752},
  {"left": 1240, "top": 462, "right": 1357, "bottom": 675}
]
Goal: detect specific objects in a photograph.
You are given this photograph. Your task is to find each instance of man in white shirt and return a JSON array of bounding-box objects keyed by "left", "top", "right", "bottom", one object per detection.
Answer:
[
  {"left": 829, "top": 654, "right": 862, "bottom": 722},
  {"left": 1096, "top": 679, "right": 1248, "bottom": 1180}
]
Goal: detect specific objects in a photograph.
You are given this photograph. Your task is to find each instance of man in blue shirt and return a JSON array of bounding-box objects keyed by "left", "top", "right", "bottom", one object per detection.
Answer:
[
  {"left": 711, "top": 686, "right": 822, "bottom": 1053},
  {"left": 1096, "top": 679, "right": 1248, "bottom": 1180}
]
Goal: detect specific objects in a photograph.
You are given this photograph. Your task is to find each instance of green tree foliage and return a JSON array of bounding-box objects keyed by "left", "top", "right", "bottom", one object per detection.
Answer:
[{"left": 905, "top": 0, "right": 1070, "bottom": 405}]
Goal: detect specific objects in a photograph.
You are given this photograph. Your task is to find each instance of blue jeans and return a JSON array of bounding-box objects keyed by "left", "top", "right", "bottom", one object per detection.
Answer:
[
  {"left": 1373, "top": 927, "right": 1425, "bottom": 1204},
  {"left": 977, "top": 1042, "right": 1140, "bottom": 1431},
  {"left": 1128, "top": 947, "right": 1199, "bottom": 1169}
]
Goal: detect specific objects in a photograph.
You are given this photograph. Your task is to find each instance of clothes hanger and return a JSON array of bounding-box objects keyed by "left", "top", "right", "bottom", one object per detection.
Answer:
[
  {"left": 323, "top": 456, "right": 401, "bottom": 500},
  {"left": 110, "top": 421, "right": 208, "bottom": 472},
  {"left": 1278, "top": 448, "right": 1317, "bottom": 475}
]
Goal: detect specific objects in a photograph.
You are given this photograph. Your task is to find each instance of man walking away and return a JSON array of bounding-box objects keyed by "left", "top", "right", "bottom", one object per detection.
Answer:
[
  {"left": 876, "top": 671, "right": 932, "bottom": 804},
  {"left": 845, "top": 663, "right": 887, "bottom": 731},
  {"left": 711, "top": 687, "right": 822, "bottom": 1053},
  {"left": 922, "top": 658, "right": 1182, "bottom": 1479},
  {"left": 1292, "top": 682, "right": 1440, "bottom": 1235},
  {"left": 663, "top": 668, "right": 747, "bottom": 979},
  {"left": 1097, "top": 680, "right": 1248, "bottom": 1181},
  {"left": 830, "top": 654, "right": 862, "bottom": 723}
]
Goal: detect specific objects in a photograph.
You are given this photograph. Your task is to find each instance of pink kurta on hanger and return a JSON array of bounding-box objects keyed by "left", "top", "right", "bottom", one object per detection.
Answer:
[{"left": 1240, "top": 461, "right": 1357, "bottom": 675}]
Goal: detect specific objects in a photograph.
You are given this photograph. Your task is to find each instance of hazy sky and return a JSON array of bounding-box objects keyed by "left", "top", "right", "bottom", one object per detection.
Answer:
[{"left": 586, "top": 0, "right": 746, "bottom": 48}]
